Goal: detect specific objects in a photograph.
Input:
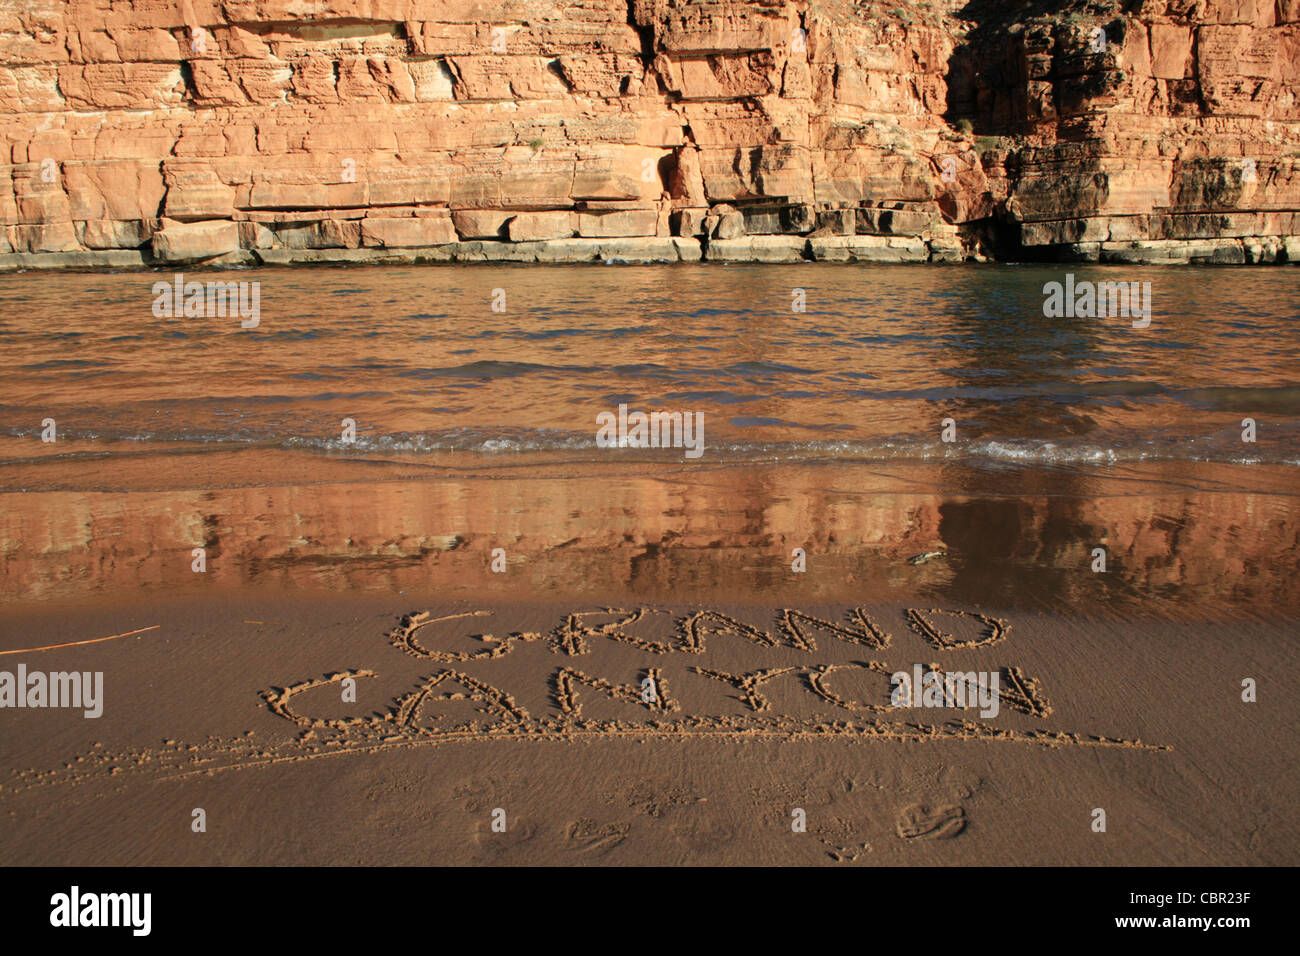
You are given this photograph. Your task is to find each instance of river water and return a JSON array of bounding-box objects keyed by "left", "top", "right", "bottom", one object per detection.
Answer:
[{"left": 1, "top": 263, "right": 1296, "bottom": 614}]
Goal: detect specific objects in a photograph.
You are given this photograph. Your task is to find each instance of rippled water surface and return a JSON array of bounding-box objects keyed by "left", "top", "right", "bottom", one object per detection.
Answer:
[
  {"left": 2, "top": 264, "right": 1297, "bottom": 471},
  {"left": 1, "top": 263, "right": 1296, "bottom": 614}
]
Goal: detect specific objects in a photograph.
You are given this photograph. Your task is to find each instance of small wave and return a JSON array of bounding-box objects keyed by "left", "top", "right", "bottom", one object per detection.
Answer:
[{"left": 3, "top": 426, "right": 1296, "bottom": 468}]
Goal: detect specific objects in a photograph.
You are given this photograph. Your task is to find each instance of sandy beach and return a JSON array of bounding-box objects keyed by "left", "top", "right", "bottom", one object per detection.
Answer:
[
  {"left": 2, "top": 453, "right": 1296, "bottom": 866},
  {"left": 1, "top": 262, "right": 1296, "bottom": 869},
  {"left": 2, "top": 593, "right": 1294, "bottom": 866}
]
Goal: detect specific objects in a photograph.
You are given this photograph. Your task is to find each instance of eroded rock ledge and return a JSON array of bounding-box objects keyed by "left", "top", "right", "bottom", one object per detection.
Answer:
[{"left": 2, "top": 0, "right": 1298, "bottom": 270}]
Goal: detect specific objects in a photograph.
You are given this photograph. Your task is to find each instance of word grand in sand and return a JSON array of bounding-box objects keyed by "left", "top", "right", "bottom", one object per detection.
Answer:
[{"left": 5, "top": 606, "right": 1169, "bottom": 797}]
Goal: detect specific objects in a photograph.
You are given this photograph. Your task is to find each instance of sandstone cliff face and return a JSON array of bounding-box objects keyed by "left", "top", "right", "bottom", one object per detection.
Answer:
[{"left": 1, "top": 0, "right": 1297, "bottom": 267}]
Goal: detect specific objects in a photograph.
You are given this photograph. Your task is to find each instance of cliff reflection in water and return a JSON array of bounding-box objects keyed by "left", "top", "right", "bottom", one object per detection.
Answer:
[
  {"left": 0, "top": 454, "right": 1294, "bottom": 616},
  {"left": 1, "top": 264, "right": 1296, "bottom": 617}
]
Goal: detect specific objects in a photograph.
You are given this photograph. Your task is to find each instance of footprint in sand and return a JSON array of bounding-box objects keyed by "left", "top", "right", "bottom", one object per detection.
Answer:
[
  {"left": 617, "top": 783, "right": 698, "bottom": 818},
  {"left": 939, "top": 766, "right": 982, "bottom": 802},
  {"left": 819, "top": 838, "right": 871, "bottom": 862},
  {"left": 564, "top": 819, "right": 630, "bottom": 856},
  {"left": 471, "top": 820, "right": 538, "bottom": 860},
  {"left": 454, "top": 775, "right": 525, "bottom": 814},
  {"left": 672, "top": 820, "right": 736, "bottom": 855},
  {"left": 895, "top": 802, "right": 966, "bottom": 840}
]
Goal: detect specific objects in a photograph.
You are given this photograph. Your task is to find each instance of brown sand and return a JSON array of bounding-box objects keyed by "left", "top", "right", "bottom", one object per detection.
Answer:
[
  {"left": 2, "top": 454, "right": 1295, "bottom": 864},
  {"left": 1, "top": 590, "right": 1294, "bottom": 865}
]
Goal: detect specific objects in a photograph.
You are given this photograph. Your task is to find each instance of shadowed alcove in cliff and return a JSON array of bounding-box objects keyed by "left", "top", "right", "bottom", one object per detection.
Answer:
[
  {"left": 945, "top": 0, "right": 1133, "bottom": 135},
  {"left": 942, "top": 0, "right": 1135, "bottom": 258}
]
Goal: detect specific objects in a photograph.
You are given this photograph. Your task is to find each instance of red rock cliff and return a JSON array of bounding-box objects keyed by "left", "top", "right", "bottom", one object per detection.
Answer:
[{"left": 1, "top": 0, "right": 1297, "bottom": 267}]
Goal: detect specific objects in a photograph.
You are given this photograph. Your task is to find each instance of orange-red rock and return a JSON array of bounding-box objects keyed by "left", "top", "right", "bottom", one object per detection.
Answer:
[{"left": 0, "top": 0, "right": 1295, "bottom": 266}]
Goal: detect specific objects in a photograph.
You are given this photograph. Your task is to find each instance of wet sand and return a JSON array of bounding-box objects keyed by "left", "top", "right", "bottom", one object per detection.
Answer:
[
  {"left": 1, "top": 458, "right": 1296, "bottom": 865},
  {"left": 3, "top": 451, "right": 1297, "bottom": 615}
]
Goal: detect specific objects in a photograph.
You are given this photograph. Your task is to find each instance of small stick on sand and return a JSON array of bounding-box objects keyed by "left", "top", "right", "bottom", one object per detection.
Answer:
[{"left": 0, "top": 625, "right": 161, "bottom": 657}]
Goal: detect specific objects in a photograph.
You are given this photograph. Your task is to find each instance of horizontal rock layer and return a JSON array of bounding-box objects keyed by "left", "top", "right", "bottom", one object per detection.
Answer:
[{"left": 1, "top": 0, "right": 1297, "bottom": 267}]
